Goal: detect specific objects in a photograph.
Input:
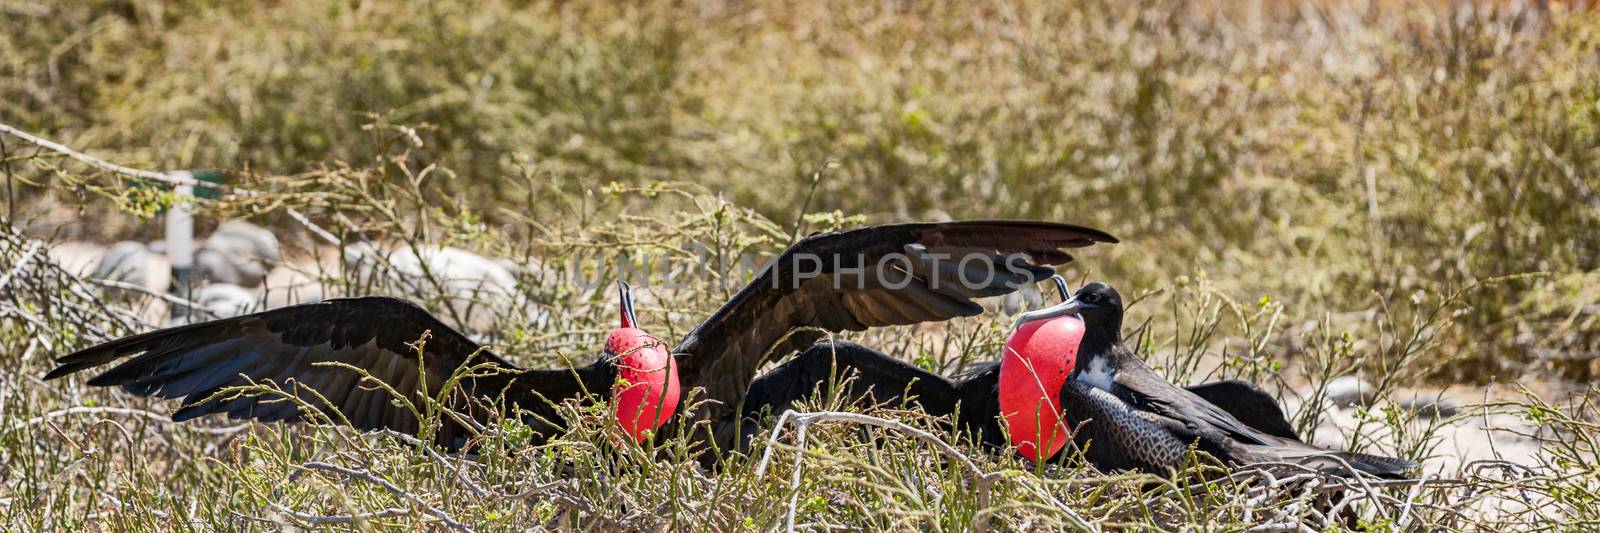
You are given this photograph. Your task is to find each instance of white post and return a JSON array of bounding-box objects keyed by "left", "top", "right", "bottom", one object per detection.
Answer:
[{"left": 167, "top": 171, "right": 195, "bottom": 319}]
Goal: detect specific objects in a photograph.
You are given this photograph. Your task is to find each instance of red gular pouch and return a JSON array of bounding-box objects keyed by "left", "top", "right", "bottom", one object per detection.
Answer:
[
  {"left": 605, "top": 282, "right": 682, "bottom": 444},
  {"left": 998, "top": 315, "right": 1085, "bottom": 462},
  {"left": 605, "top": 328, "right": 680, "bottom": 443}
]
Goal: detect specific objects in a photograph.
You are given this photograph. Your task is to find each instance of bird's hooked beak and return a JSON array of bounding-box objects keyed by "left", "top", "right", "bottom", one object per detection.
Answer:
[
  {"left": 618, "top": 281, "right": 638, "bottom": 329},
  {"left": 1050, "top": 275, "right": 1072, "bottom": 302},
  {"left": 1012, "top": 276, "right": 1094, "bottom": 330}
]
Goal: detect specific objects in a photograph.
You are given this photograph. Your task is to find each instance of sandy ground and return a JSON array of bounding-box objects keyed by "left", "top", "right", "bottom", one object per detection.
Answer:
[{"left": 1286, "top": 383, "right": 1551, "bottom": 475}]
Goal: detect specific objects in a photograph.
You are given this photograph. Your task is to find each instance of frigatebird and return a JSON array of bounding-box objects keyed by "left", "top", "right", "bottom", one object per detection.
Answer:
[
  {"left": 1028, "top": 282, "right": 1418, "bottom": 478},
  {"left": 736, "top": 278, "right": 1299, "bottom": 461},
  {"left": 739, "top": 340, "right": 1295, "bottom": 457},
  {"left": 45, "top": 220, "right": 1115, "bottom": 452}
]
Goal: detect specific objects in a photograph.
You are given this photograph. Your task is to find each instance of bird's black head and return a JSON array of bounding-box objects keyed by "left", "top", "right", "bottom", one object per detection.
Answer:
[{"left": 1071, "top": 282, "right": 1124, "bottom": 342}]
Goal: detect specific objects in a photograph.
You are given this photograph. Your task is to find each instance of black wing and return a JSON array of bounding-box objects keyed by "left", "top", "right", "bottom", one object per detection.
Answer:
[
  {"left": 1109, "top": 351, "right": 1280, "bottom": 447},
  {"left": 740, "top": 342, "right": 1293, "bottom": 458},
  {"left": 46, "top": 297, "right": 596, "bottom": 444},
  {"left": 672, "top": 220, "right": 1116, "bottom": 424},
  {"left": 1101, "top": 353, "right": 1416, "bottom": 477},
  {"left": 740, "top": 340, "right": 964, "bottom": 420},
  {"left": 1063, "top": 378, "right": 1196, "bottom": 473},
  {"left": 1181, "top": 380, "right": 1299, "bottom": 440},
  {"left": 728, "top": 340, "right": 964, "bottom": 453}
]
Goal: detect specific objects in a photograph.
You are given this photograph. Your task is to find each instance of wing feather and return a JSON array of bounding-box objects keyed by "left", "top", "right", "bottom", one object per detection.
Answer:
[
  {"left": 47, "top": 297, "right": 533, "bottom": 442},
  {"left": 1111, "top": 353, "right": 1277, "bottom": 446},
  {"left": 1182, "top": 380, "right": 1299, "bottom": 440},
  {"left": 673, "top": 220, "right": 1116, "bottom": 426}
]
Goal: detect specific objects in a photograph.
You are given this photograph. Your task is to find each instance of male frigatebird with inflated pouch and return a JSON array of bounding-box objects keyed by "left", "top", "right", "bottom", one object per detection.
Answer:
[
  {"left": 737, "top": 277, "right": 1302, "bottom": 464},
  {"left": 1026, "top": 282, "right": 1417, "bottom": 477}
]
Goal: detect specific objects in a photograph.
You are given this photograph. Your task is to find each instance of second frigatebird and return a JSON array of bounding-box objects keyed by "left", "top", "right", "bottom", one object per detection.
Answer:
[
  {"left": 738, "top": 279, "right": 1414, "bottom": 479},
  {"left": 1027, "top": 282, "right": 1418, "bottom": 478},
  {"left": 736, "top": 278, "right": 1300, "bottom": 463},
  {"left": 45, "top": 220, "right": 1116, "bottom": 453}
]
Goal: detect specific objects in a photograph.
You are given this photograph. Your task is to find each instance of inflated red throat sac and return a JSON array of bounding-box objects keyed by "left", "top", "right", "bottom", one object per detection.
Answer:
[
  {"left": 998, "top": 314, "right": 1084, "bottom": 462},
  {"left": 606, "top": 283, "right": 681, "bottom": 443}
]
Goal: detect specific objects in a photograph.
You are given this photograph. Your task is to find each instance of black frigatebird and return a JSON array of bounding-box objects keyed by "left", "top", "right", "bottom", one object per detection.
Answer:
[
  {"left": 736, "top": 277, "right": 1299, "bottom": 461},
  {"left": 45, "top": 221, "right": 1116, "bottom": 452},
  {"left": 1030, "top": 282, "right": 1417, "bottom": 477}
]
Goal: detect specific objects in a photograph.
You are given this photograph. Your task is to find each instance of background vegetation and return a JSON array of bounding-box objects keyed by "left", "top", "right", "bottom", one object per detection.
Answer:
[{"left": 1, "top": 0, "right": 1597, "bottom": 530}]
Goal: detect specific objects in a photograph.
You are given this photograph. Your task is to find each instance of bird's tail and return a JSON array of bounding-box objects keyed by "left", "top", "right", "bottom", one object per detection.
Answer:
[
  {"left": 1247, "top": 444, "right": 1419, "bottom": 479},
  {"left": 1337, "top": 451, "right": 1419, "bottom": 479}
]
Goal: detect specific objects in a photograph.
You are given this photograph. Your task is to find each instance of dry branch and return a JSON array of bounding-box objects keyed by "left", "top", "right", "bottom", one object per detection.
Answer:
[{"left": 755, "top": 409, "right": 1097, "bottom": 532}]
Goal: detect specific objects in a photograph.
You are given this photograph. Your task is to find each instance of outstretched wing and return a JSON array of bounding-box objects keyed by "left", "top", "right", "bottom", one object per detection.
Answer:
[
  {"left": 673, "top": 220, "right": 1116, "bottom": 424},
  {"left": 46, "top": 297, "right": 562, "bottom": 443}
]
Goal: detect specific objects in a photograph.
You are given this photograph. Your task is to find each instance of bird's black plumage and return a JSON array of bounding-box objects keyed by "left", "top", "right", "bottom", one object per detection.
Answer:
[
  {"left": 734, "top": 340, "right": 1000, "bottom": 452},
  {"left": 671, "top": 220, "right": 1115, "bottom": 430},
  {"left": 733, "top": 340, "right": 1296, "bottom": 460},
  {"left": 47, "top": 220, "right": 1115, "bottom": 452},
  {"left": 1181, "top": 380, "right": 1300, "bottom": 440},
  {"left": 46, "top": 297, "right": 609, "bottom": 447},
  {"left": 1061, "top": 282, "right": 1417, "bottom": 478}
]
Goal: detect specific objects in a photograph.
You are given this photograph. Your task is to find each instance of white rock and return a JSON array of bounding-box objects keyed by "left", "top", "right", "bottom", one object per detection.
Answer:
[
  {"left": 91, "top": 241, "right": 172, "bottom": 323},
  {"left": 190, "top": 283, "right": 262, "bottom": 319},
  {"left": 1397, "top": 395, "right": 1460, "bottom": 419},
  {"left": 262, "top": 266, "right": 327, "bottom": 308},
  {"left": 93, "top": 241, "right": 171, "bottom": 294},
  {"left": 343, "top": 242, "right": 529, "bottom": 333},
  {"left": 47, "top": 241, "right": 107, "bottom": 278},
  {"left": 196, "top": 220, "right": 280, "bottom": 287},
  {"left": 1325, "top": 375, "right": 1378, "bottom": 408}
]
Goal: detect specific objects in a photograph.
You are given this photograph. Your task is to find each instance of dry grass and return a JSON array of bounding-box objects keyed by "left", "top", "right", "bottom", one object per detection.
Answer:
[{"left": 1, "top": 0, "right": 1598, "bottom": 530}]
